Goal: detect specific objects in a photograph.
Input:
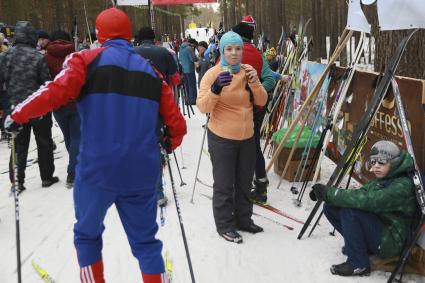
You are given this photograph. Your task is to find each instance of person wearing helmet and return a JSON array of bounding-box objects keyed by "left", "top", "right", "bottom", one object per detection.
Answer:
[
  {"left": 4, "top": 8, "right": 186, "bottom": 283},
  {"left": 310, "top": 140, "right": 418, "bottom": 277}
]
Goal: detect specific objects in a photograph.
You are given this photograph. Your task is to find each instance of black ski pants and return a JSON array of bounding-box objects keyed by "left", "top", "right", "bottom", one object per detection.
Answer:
[
  {"left": 9, "top": 113, "right": 55, "bottom": 184},
  {"left": 208, "top": 130, "right": 255, "bottom": 234}
]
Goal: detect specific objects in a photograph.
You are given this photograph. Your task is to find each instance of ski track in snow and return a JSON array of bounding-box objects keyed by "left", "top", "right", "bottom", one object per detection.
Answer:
[{"left": 0, "top": 113, "right": 424, "bottom": 283}]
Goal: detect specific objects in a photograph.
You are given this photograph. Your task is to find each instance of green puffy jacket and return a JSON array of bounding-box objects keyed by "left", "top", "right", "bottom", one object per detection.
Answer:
[{"left": 325, "top": 150, "right": 418, "bottom": 258}]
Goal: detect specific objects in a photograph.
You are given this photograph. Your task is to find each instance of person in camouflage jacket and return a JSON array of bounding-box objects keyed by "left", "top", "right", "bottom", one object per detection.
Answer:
[
  {"left": 311, "top": 140, "right": 418, "bottom": 277},
  {"left": 0, "top": 21, "right": 58, "bottom": 192}
]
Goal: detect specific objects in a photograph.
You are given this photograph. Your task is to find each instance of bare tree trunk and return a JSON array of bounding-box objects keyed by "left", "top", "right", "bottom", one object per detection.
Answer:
[
  {"left": 229, "top": 0, "right": 236, "bottom": 28},
  {"left": 221, "top": 0, "right": 228, "bottom": 30},
  {"left": 236, "top": 0, "right": 241, "bottom": 22}
]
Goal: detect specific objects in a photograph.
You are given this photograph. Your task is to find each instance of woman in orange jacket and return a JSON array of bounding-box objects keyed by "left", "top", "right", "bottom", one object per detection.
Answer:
[{"left": 197, "top": 31, "right": 268, "bottom": 243}]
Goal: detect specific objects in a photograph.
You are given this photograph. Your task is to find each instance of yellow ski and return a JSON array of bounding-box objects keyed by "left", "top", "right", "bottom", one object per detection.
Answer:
[
  {"left": 31, "top": 260, "right": 55, "bottom": 283},
  {"left": 165, "top": 250, "right": 173, "bottom": 282}
]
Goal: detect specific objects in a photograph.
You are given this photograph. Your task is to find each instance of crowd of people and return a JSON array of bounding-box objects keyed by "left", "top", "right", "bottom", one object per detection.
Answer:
[{"left": 0, "top": 6, "right": 421, "bottom": 282}]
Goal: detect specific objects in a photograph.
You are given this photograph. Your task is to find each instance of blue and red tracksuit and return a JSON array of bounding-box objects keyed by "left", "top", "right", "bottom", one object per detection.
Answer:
[{"left": 12, "top": 39, "right": 186, "bottom": 274}]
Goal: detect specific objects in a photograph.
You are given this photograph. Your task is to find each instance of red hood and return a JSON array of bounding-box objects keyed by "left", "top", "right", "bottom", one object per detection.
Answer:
[{"left": 46, "top": 40, "right": 75, "bottom": 58}]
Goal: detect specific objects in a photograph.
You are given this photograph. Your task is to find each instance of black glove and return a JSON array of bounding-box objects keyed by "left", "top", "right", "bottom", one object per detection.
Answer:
[
  {"left": 3, "top": 111, "right": 22, "bottom": 134},
  {"left": 309, "top": 183, "right": 328, "bottom": 202},
  {"left": 211, "top": 71, "right": 232, "bottom": 95},
  {"left": 160, "top": 127, "right": 172, "bottom": 154},
  {"left": 162, "top": 135, "right": 172, "bottom": 154}
]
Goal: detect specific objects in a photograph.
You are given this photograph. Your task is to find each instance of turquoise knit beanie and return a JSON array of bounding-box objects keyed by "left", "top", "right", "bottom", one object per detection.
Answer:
[{"left": 219, "top": 31, "right": 243, "bottom": 74}]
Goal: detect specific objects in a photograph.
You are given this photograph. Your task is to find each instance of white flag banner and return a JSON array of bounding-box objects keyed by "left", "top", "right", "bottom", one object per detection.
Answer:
[
  {"left": 377, "top": 0, "right": 425, "bottom": 30},
  {"left": 346, "top": 0, "right": 371, "bottom": 33},
  {"left": 117, "top": 0, "right": 149, "bottom": 5}
]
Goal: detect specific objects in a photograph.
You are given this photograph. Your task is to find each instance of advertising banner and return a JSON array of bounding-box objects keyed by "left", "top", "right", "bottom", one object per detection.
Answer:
[{"left": 326, "top": 68, "right": 425, "bottom": 184}]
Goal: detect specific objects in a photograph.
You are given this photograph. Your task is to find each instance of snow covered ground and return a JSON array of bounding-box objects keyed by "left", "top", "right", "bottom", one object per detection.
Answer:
[{"left": 0, "top": 110, "right": 424, "bottom": 283}]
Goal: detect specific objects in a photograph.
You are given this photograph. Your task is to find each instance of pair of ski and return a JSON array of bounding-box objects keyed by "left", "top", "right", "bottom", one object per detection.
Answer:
[
  {"left": 292, "top": 31, "right": 367, "bottom": 205},
  {"left": 264, "top": 29, "right": 355, "bottom": 193},
  {"left": 32, "top": 256, "right": 174, "bottom": 283},
  {"left": 1, "top": 155, "right": 62, "bottom": 175},
  {"left": 198, "top": 191, "right": 303, "bottom": 229}
]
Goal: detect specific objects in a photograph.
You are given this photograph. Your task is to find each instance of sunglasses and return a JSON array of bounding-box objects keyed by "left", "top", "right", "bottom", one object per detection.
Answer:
[{"left": 368, "top": 159, "right": 388, "bottom": 166}]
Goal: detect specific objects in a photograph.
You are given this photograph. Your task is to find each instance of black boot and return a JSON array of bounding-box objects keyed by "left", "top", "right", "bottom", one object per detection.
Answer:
[
  {"left": 251, "top": 178, "right": 269, "bottom": 203},
  {"left": 42, "top": 176, "right": 59, "bottom": 188},
  {"left": 238, "top": 223, "right": 264, "bottom": 234},
  {"left": 330, "top": 262, "right": 370, "bottom": 276},
  {"left": 219, "top": 230, "right": 243, "bottom": 244},
  {"left": 66, "top": 173, "right": 75, "bottom": 189}
]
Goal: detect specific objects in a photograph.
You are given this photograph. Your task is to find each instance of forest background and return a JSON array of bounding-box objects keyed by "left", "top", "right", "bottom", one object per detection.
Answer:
[{"left": 0, "top": 0, "right": 424, "bottom": 79}]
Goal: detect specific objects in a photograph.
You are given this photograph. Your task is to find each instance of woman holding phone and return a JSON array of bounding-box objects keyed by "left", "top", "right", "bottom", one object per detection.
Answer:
[{"left": 197, "top": 31, "right": 268, "bottom": 243}]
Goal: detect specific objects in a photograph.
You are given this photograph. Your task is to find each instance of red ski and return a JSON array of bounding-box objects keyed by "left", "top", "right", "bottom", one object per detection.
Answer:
[
  {"left": 200, "top": 193, "right": 295, "bottom": 230},
  {"left": 254, "top": 201, "right": 305, "bottom": 225},
  {"left": 252, "top": 212, "right": 294, "bottom": 231}
]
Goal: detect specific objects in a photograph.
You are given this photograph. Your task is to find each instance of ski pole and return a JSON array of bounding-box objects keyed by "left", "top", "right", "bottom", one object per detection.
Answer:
[
  {"left": 179, "top": 146, "right": 186, "bottom": 169},
  {"left": 190, "top": 115, "right": 209, "bottom": 203},
  {"left": 173, "top": 151, "right": 186, "bottom": 186},
  {"left": 166, "top": 153, "right": 196, "bottom": 283},
  {"left": 10, "top": 132, "right": 22, "bottom": 283}
]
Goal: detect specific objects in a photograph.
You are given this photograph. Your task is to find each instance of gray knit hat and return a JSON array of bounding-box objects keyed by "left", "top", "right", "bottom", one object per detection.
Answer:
[{"left": 370, "top": 140, "right": 400, "bottom": 165}]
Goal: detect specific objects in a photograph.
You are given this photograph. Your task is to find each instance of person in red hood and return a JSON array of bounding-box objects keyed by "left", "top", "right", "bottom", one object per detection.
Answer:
[
  {"left": 44, "top": 30, "right": 79, "bottom": 189},
  {"left": 4, "top": 7, "right": 186, "bottom": 283}
]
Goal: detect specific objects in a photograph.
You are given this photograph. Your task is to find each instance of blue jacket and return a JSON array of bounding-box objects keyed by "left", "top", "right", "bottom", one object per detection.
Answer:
[
  {"left": 179, "top": 42, "right": 197, "bottom": 73},
  {"left": 12, "top": 39, "right": 187, "bottom": 193}
]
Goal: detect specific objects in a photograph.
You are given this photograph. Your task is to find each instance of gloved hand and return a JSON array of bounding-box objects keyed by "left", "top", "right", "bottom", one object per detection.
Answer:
[
  {"left": 3, "top": 111, "right": 22, "bottom": 134},
  {"left": 309, "top": 183, "right": 328, "bottom": 202},
  {"left": 161, "top": 127, "right": 173, "bottom": 154},
  {"left": 211, "top": 71, "right": 232, "bottom": 95}
]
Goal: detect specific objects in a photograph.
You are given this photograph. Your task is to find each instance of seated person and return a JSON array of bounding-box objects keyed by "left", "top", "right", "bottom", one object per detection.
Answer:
[{"left": 311, "top": 140, "right": 418, "bottom": 276}]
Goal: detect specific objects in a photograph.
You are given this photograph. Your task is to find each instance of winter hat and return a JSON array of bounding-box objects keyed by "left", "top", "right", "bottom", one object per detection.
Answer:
[
  {"left": 37, "top": 30, "right": 50, "bottom": 40},
  {"left": 138, "top": 26, "right": 155, "bottom": 41},
  {"left": 95, "top": 8, "right": 132, "bottom": 44},
  {"left": 198, "top": 41, "right": 208, "bottom": 49},
  {"left": 266, "top": 47, "right": 277, "bottom": 60},
  {"left": 219, "top": 31, "right": 243, "bottom": 74},
  {"left": 232, "top": 22, "right": 254, "bottom": 41},
  {"left": 241, "top": 15, "right": 256, "bottom": 29},
  {"left": 188, "top": 38, "right": 198, "bottom": 47},
  {"left": 369, "top": 140, "right": 401, "bottom": 165},
  {"left": 50, "top": 30, "right": 71, "bottom": 42}
]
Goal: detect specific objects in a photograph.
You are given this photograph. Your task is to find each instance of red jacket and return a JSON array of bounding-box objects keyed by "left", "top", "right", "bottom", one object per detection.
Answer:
[
  {"left": 216, "top": 42, "right": 262, "bottom": 79},
  {"left": 242, "top": 42, "right": 262, "bottom": 80}
]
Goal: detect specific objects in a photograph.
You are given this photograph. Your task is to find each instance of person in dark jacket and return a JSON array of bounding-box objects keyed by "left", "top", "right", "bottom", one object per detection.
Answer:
[
  {"left": 232, "top": 20, "right": 275, "bottom": 203},
  {"left": 4, "top": 8, "right": 186, "bottom": 283},
  {"left": 196, "top": 41, "right": 210, "bottom": 87},
  {"left": 135, "top": 26, "right": 180, "bottom": 207},
  {"left": 0, "top": 21, "right": 58, "bottom": 193},
  {"left": 135, "top": 27, "right": 179, "bottom": 85},
  {"left": 311, "top": 140, "right": 418, "bottom": 276},
  {"left": 45, "top": 30, "right": 79, "bottom": 188}
]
